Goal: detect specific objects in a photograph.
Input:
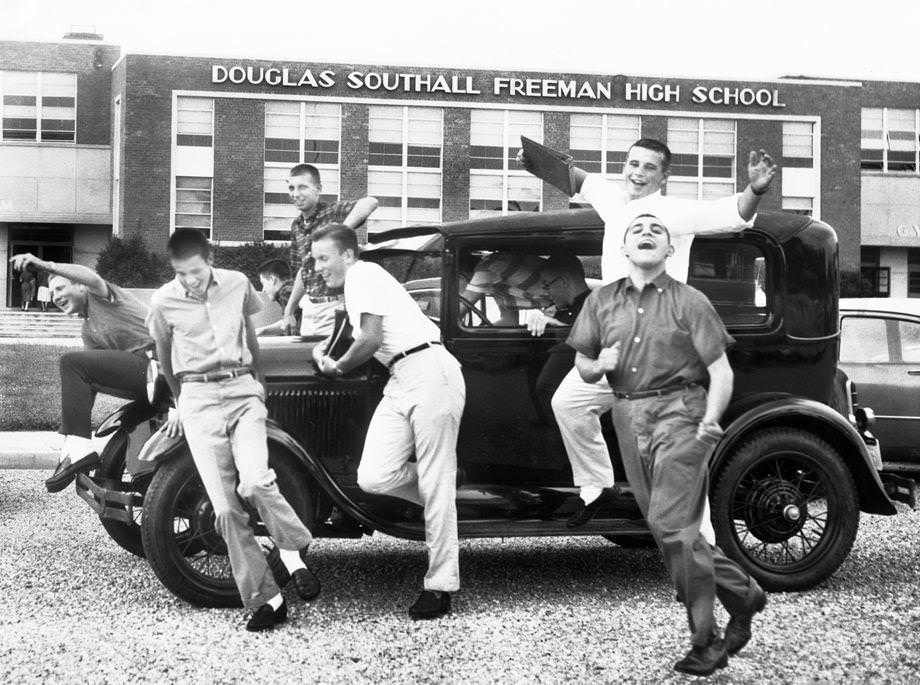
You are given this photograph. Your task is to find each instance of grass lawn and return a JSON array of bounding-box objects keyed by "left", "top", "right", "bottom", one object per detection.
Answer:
[{"left": 0, "top": 343, "right": 124, "bottom": 431}]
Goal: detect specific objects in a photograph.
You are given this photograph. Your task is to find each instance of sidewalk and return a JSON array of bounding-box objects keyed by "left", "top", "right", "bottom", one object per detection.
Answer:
[{"left": 0, "top": 432, "right": 61, "bottom": 469}]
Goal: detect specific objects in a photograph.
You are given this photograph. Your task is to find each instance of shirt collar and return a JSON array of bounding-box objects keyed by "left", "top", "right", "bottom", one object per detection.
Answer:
[
  {"left": 624, "top": 271, "right": 674, "bottom": 293},
  {"left": 178, "top": 267, "right": 220, "bottom": 300}
]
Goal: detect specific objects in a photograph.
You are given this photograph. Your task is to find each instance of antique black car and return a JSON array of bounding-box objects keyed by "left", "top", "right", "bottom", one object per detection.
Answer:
[{"left": 76, "top": 208, "right": 912, "bottom": 608}]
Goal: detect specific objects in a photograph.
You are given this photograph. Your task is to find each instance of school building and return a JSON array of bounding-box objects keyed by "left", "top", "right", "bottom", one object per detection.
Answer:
[{"left": 2, "top": 34, "right": 920, "bottom": 306}]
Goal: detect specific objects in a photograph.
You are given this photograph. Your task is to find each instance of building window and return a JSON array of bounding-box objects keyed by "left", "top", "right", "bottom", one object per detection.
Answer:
[
  {"left": 909, "top": 249, "right": 920, "bottom": 297},
  {"left": 469, "top": 109, "right": 542, "bottom": 217},
  {"left": 174, "top": 176, "right": 212, "bottom": 239},
  {"left": 263, "top": 101, "right": 342, "bottom": 241},
  {"left": 861, "top": 107, "right": 919, "bottom": 173},
  {"left": 783, "top": 121, "right": 815, "bottom": 168},
  {"left": 1, "top": 71, "right": 76, "bottom": 142},
  {"left": 176, "top": 97, "right": 213, "bottom": 147},
  {"left": 568, "top": 113, "right": 641, "bottom": 175},
  {"left": 666, "top": 117, "right": 736, "bottom": 200},
  {"left": 367, "top": 105, "right": 443, "bottom": 231},
  {"left": 782, "top": 196, "right": 813, "bottom": 216}
]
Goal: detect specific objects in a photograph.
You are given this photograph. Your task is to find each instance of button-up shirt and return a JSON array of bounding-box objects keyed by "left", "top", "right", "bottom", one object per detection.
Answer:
[
  {"left": 147, "top": 268, "right": 262, "bottom": 376},
  {"left": 82, "top": 281, "right": 153, "bottom": 354},
  {"left": 578, "top": 175, "right": 752, "bottom": 284},
  {"left": 566, "top": 273, "right": 734, "bottom": 393},
  {"left": 289, "top": 200, "right": 356, "bottom": 302},
  {"left": 465, "top": 252, "right": 551, "bottom": 309}
]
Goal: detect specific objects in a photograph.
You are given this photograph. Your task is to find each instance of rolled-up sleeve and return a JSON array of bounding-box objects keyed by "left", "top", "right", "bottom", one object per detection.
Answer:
[{"left": 566, "top": 291, "right": 603, "bottom": 359}]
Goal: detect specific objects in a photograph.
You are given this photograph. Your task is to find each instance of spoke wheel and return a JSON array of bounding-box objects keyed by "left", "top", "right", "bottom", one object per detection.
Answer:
[
  {"left": 141, "top": 445, "right": 316, "bottom": 608},
  {"left": 713, "top": 428, "right": 859, "bottom": 591},
  {"left": 459, "top": 294, "right": 495, "bottom": 327}
]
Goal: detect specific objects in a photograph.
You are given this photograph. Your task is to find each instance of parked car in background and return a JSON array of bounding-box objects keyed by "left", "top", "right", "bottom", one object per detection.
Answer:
[
  {"left": 76, "top": 210, "right": 909, "bottom": 609},
  {"left": 840, "top": 298, "right": 920, "bottom": 478}
]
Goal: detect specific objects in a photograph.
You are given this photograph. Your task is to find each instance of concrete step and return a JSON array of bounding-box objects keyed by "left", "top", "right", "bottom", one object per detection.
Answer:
[{"left": 0, "top": 309, "right": 82, "bottom": 338}]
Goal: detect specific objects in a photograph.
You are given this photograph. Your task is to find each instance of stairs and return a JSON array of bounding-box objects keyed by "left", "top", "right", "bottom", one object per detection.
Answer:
[{"left": 0, "top": 308, "right": 83, "bottom": 339}]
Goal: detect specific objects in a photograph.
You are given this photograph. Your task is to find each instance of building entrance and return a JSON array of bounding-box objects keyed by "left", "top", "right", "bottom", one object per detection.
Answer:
[{"left": 7, "top": 226, "right": 73, "bottom": 309}]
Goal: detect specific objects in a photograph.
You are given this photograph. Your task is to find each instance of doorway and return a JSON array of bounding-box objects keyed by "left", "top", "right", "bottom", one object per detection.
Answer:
[{"left": 7, "top": 227, "right": 73, "bottom": 309}]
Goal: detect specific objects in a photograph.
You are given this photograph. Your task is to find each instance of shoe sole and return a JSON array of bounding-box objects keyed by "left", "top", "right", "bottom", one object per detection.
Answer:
[
  {"left": 409, "top": 609, "right": 450, "bottom": 620},
  {"left": 674, "top": 653, "right": 728, "bottom": 675}
]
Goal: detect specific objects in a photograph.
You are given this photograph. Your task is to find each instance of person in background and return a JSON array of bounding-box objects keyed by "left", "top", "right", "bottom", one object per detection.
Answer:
[
  {"left": 20, "top": 264, "right": 36, "bottom": 311},
  {"left": 147, "top": 229, "right": 319, "bottom": 632},
  {"left": 282, "top": 163, "right": 378, "bottom": 336},
  {"left": 255, "top": 258, "right": 297, "bottom": 336},
  {"left": 8, "top": 252, "right": 153, "bottom": 493},
  {"left": 36, "top": 269, "right": 52, "bottom": 312}
]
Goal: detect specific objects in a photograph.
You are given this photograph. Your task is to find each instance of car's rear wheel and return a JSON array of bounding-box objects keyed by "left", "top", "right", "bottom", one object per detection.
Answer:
[
  {"left": 712, "top": 428, "right": 859, "bottom": 591},
  {"left": 140, "top": 445, "right": 316, "bottom": 608}
]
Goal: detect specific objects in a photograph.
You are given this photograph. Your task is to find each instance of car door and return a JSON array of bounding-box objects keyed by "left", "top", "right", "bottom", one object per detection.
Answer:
[{"left": 839, "top": 312, "right": 920, "bottom": 466}]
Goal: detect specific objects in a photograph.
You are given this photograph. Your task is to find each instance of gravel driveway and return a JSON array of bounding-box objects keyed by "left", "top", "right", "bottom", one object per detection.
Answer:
[{"left": 1, "top": 470, "right": 918, "bottom": 684}]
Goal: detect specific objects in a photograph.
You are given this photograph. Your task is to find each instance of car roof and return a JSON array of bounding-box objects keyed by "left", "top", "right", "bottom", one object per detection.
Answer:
[{"left": 840, "top": 298, "right": 920, "bottom": 317}]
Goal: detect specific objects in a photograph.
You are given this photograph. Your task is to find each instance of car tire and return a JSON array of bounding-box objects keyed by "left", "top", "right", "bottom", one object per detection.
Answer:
[
  {"left": 95, "top": 427, "right": 148, "bottom": 558},
  {"left": 712, "top": 428, "right": 859, "bottom": 592},
  {"left": 140, "top": 444, "right": 316, "bottom": 608}
]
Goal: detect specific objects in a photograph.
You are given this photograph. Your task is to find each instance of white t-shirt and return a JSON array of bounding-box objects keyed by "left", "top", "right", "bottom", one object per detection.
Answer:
[
  {"left": 344, "top": 260, "right": 441, "bottom": 366},
  {"left": 579, "top": 174, "right": 753, "bottom": 283}
]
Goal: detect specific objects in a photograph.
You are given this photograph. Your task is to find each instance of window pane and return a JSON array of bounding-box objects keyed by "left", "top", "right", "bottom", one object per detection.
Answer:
[
  {"left": 840, "top": 317, "right": 889, "bottom": 362},
  {"left": 688, "top": 243, "right": 769, "bottom": 325}
]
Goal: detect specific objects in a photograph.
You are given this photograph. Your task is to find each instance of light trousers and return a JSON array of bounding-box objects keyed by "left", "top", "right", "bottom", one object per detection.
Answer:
[
  {"left": 357, "top": 346, "right": 466, "bottom": 593},
  {"left": 178, "top": 375, "right": 313, "bottom": 609}
]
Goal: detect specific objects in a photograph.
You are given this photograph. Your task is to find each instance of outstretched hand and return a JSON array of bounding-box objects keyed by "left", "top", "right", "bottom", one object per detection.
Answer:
[{"left": 748, "top": 149, "right": 778, "bottom": 195}]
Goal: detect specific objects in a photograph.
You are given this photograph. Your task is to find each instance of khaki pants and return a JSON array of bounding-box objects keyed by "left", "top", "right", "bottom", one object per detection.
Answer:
[
  {"left": 611, "top": 384, "right": 761, "bottom": 646},
  {"left": 357, "top": 346, "right": 466, "bottom": 593},
  {"left": 178, "top": 374, "right": 313, "bottom": 609}
]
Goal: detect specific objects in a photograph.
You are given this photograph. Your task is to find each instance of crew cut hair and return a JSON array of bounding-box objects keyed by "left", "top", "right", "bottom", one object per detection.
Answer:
[
  {"left": 311, "top": 223, "right": 359, "bottom": 255},
  {"left": 257, "top": 258, "right": 290, "bottom": 280},
  {"left": 288, "top": 163, "right": 321, "bottom": 185},
  {"left": 623, "top": 213, "right": 672, "bottom": 244},
  {"left": 630, "top": 138, "right": 672, "bottom": 171},
  {"left": 167, "top": 228, "right": 210, "bottom": 260}
]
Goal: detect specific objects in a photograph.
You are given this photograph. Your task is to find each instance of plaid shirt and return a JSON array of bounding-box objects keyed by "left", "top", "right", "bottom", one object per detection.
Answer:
[{"left": 289, "top": 200, "right": 356, "bottom": 301}]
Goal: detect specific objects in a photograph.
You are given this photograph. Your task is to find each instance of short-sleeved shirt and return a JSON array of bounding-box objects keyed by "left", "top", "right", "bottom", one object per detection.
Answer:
[
  {"left": 289, "top": 200, "right": 357, "bottom": 302},
  {"left": 82, "top": 281, "right": 153, "bottom": 354},
  {"left": 147, "top": 268, "right": 263, "bottom": 376},
  {"left": 548, "top": 289, "right": 590, "bottom": 355},
  {"left": 567, "top": 273, "right": 734, "bottom": 393},
  {"left": 344, "top": 260, "right": 441, "bottom": 367},
  {"left": 578, "top": 175, "right": 752, "bottom": 283},
  {"left": 465, "top": 252, "right": 550, "bottom": 309},
  {"left": 273, "top": 280, "right": 294, "bottom": 310}
]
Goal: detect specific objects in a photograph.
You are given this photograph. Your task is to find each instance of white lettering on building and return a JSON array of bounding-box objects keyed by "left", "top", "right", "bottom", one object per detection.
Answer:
[
  {"left": 624, "top": 82, "right": 680, "bottom": 103},
  {"left": 211, "top": 65, "right": 335, "bottom": 88},
  {"left": 493, "top": 78, "right": 612, "bottom": 100},
  {"left": 897, "top": 224, "right": 920, "bottom": 238},
  {"left": 691, "top": 86, "right": 785, "bottom": 108}
]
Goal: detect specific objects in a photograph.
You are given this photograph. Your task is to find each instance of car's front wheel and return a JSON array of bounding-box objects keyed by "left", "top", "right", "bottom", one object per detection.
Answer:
[
  {"left": 712, "top": 428, "right": 859, "bottom": 592},
  {"left": 140, "top": 445, "right": 316, "bottom": 608}
]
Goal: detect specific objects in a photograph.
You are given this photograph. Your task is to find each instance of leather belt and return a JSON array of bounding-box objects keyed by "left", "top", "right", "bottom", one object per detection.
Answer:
[
  {"left": 179, "top": 367, "right": 253, "bottom": 383},
  {"left": 387, "top": 342, "right": 441, "bottom": 369},
  {"left": 613, "top": 382, "right": 703, "bottom": 400}
]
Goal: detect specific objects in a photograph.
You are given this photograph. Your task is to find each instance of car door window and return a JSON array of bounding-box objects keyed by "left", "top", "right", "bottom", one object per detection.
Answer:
[
  {"left": 897, "top": 320, "right": 920, "bottom": 363},
  {"left": 840, "top": 317, "right": 890, "bottom": 362},
  {"left": 688, "top": 244, "right": 769, "bottom": 326}
]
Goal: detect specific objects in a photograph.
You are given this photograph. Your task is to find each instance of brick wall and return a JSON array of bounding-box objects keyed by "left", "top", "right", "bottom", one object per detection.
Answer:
[
  {"left": 442, "top": 109, "right": 470, "bottom": 222},
  {"left": 213, "top": 98, "right": 264, "bottom": 242},
  {"left": 737, "top": 118, "right": 782, "bottom": 212},
  {"left": 542, "top": 111, "right": 570, "bottom": 211}
]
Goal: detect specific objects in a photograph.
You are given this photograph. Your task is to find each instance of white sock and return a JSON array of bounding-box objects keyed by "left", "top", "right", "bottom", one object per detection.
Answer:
[
  {"left": 580, "top": 486, "right": 603, "bottom": 505},
  {"left": 266, "top": 593, "right": 283, "bottom": 610},
  {"left": 60, "top": 435, "right": 94, "bottom": 463},
  {"left": 279, "top": 547, "right": 307, "bottom": 573}
]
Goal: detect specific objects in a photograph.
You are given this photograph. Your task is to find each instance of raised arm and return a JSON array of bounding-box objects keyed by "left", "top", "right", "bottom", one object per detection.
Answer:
[
  {"left": 343, "top": 196, "right": 379, "bottom": 229},
  {"left": 736, "top": 149, "right": 778, "bottom": 221},
  {"left": 9, "top": 253, "right": 107, "bottom": 297}
]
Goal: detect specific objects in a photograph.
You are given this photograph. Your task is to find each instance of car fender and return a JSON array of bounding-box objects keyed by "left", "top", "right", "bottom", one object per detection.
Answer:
[
  {"left": 711, "top": 396, "right": 897, "bottom": 516},
  {"left": 94, "top": 400, "right": 157, "bottom": 438}
]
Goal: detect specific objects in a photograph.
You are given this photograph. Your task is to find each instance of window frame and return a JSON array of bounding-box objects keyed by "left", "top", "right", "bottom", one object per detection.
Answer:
[
  {"left": 666, "top": 117, "right": 737, "bottom": 201},
  {"left": 0, "top": 70, "right": 77, "bottom": 143},
  {"left": 861, "top": 107, "right": 920, "bottom": 174}
]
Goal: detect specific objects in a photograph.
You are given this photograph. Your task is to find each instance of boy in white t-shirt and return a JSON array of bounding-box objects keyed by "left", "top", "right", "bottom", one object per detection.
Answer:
[{"left": 311, "top": 223, "right": 466, "bottom": 621}]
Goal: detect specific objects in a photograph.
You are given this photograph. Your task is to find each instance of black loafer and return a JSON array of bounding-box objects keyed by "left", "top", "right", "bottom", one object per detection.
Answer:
[
  {"left": 673, "top": 638, "right": 728, "bottom": 676},
  {"left": 566, "top": 487, "right": 617, "bottom": 528},
  {"left": 408, "top": 590, "right": 451, "bottom": 620},
  {"left": 245, "top": 601, "right": 287, "bottom": 632},
  {"left": 45, "top": 452, "right": 100, "bottom": 493},
  {"left": 723, "top": 586, "right": 768, "bottom": 655},
  {"left": 290, "top": 567, "right": 321, "bottom": 602}
]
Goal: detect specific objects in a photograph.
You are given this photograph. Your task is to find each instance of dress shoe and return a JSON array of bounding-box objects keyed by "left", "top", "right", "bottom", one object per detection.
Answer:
[
  {"left": 290, "top": 567, "right": 321, "bottom": 601},
  {"left": 245, "top": 601, "right": 287, "bottom": 632},
  {"left": 566, "top": 487, "right": 617, "bottom": 528},
  {"left": 44, "top": 452, "right": 100, "bottom": 493},
  {"left": 723, "top": 586, "right": 768, "bottom": 655},
  {"left": 673, "top": 638, "right": 728, "bottom": 676},
  {"left": 408, "top": 590, "right": 451, "bottom": 620}
]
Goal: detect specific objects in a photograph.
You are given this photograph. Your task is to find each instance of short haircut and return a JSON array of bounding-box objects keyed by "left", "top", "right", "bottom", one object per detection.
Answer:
[
  {"left": 311, "top": 223, "right": 359, "bottom": 255},
  {"left": 543, "top": 251, "right": 585, "bottom": 280},
  {"left": 630, "top": 138, "right": 672, "bottom": 171},
  {"left": 623, "top": 213, "right": 672, "bottom": 243},
  {"left": 257, "top": 258, "right": 290, "bottom": 280},
  {"left": 167, "top": 228, "right": 210, "bottom": 260},
  {"left": 289, "top": 163, "right": 321, "bottom": 185}
]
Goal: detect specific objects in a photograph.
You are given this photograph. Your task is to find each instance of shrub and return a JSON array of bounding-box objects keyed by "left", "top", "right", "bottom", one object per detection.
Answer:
[
  {"left": 212, "top": 243, "right": 290, "bottom": 288},
  {"left": 95, "top": 235, "right": 172, "bottom": 287},
  {"left": 839, "top": 269, "right": 876, "bottom": 298}
]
